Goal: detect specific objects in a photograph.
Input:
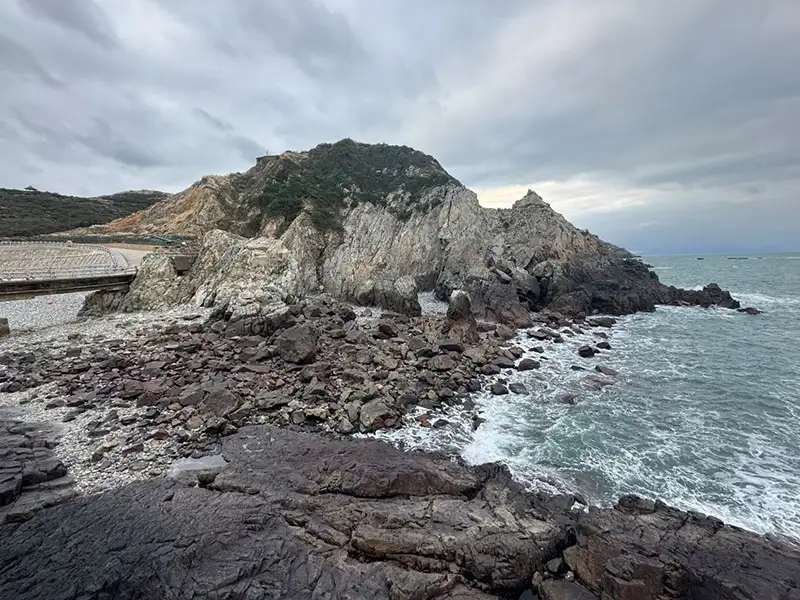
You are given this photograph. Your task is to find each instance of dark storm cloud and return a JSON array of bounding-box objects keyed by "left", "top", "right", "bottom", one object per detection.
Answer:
[{"left": 0, "top": 0, "right": 797, "bottom": 251}]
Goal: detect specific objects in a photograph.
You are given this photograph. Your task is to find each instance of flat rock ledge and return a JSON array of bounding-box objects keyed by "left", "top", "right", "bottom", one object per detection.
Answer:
[{"left": 1, "top": 425, "right": 798, "bottom": 600}]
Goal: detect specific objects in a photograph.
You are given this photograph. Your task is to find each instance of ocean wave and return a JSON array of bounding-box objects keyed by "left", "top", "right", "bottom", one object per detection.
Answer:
[
  {"left": 372, "top": 294, "right": 800, "bottom": 540},
  {"left": 734, "top": 292, "right": 800, "bottom": 306}
]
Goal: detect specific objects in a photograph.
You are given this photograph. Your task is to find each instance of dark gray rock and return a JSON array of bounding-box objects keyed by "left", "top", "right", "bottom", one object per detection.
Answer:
[
  {"left": 490, "top": 382, "right": 509, "bottom": 395},
  {"left": 567, "top": 494, "right": 800, "bottom": 600},
  {"left": 359, "top": 399, "right": 394, "bottom": 432},
  {"left": 594, "top": 365, "right": 617, "bottom": 377},
  {"left": 577, "top": 346, "right": 596, "bottom": 358},
  {"left": 491, "top": 357, "right": 516, "bottom": 370},
  {"left": 438, "top": 339, "right": 464, "bottom": 353},
  {"left": 276, "top": 325, "right": 317, "bottom": 364},
  {"left": 0, "top": 426, "right": 564, "bottom": 600},
  {"left": 428, "top": 355, "right": 456, "bottom": 372},
  {"left": 509, "top": 383, "right": 528, "bottom": 394},
  {"left": 538, "top": 580, "right": 598, "bottom": 600},
  {"left": 517, "top": 358, "right": 540, "bottom": 371},
  {"left": 0, "top": 318, "right": 9, "bottom": 338}
]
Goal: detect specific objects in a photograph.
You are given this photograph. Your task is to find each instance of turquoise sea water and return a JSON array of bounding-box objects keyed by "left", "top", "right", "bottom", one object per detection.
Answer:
[{"left": 381, "top": 254, "right": 800, "bottom": 539}]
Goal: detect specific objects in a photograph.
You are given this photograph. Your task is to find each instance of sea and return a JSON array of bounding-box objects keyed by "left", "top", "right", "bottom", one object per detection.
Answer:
[{"left": 378, "top": 253, "right": 800, "bottom": 540}]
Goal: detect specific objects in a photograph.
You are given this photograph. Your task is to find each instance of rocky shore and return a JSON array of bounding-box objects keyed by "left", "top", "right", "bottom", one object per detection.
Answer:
[{"left": 1, "top": 290, "right": 797, "bottom": 599}]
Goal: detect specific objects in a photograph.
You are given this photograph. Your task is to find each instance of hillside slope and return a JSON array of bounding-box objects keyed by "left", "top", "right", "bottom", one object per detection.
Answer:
[
  {"left": 0, "top": 188, "right": 168, "bottom": 238},
  {"left": 104, "top": 139, "right": 738, "bottom": 322}
]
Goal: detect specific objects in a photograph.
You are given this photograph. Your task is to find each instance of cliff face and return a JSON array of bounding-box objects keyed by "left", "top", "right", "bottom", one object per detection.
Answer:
[{"left": 112, "top": 140, "right": 737, "bottom": 321}]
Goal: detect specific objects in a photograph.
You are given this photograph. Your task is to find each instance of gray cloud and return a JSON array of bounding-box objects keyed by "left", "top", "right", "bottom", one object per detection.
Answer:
[
  {"left": 19, "top": 0, "right": 118, "bottom": 49},
  {"left": 0, "top": 0, "right": 797, "bottom": 252}
]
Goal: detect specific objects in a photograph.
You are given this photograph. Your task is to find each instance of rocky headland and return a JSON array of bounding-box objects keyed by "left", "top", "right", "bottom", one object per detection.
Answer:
[{"left": 1, "top": 140, "right": 787, "bottom": 599}]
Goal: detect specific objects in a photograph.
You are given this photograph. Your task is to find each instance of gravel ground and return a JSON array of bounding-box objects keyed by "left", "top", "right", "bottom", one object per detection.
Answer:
[
  {"left": 0, "top": 303, "right": 212, "bottom": 494},
  {"left": 0, "top": 384, "right": 175, "bottom": 494},
  {"left": 418, "top": 291, "right": 448, "bottom": 315},
  {"left": 1, "top": 292, "right": 90, "bottom": 331}
]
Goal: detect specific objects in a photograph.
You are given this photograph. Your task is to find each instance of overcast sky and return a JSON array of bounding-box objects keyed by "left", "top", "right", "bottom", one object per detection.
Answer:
[{"left": 1, "top": 0, "right": 798, "bottom": 253}]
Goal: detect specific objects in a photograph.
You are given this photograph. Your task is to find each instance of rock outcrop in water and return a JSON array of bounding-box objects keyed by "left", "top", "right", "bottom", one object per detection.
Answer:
[
  {"left": 80, "top": 139, "right": 739, "bottom": 321},
  {"left": 1, "top": 425, "right": 798, "bottom": 600}
]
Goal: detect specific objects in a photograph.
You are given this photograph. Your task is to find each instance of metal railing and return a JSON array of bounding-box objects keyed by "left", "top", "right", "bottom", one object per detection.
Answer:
[{"left": 0, "top": 241, "right": 132, "bottom": 281}]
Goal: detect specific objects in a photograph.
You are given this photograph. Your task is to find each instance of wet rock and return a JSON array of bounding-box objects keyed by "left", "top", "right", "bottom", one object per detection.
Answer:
[
  {"left": 595, "top": 365, "right": 618, "bottom": 377},
  {"left": 481, "top": 364, "right": 501, "bottom": 376},
  {"left": 586, "top": 316, "right": 616, "bottom": 328},
  {"left": 276, "top": 325, "right": 317, "bottom": 364},
  {"left": 509, "top": 383, "right": 528, "bottom": 394},
  {"left": 0, "top": 318, "right": 9, "bottom": 338},
  {"left": 490, "top": 382, "right": 509, "bottom": 395},
  {"left": 517, "top": 358, "right": 540, "bottom": 371},
  {"left": 738, "top": 307, "right": 762, "bottom": 315},
  {"left": 577, "top": 346, "right": 597, "bottom": 358}
]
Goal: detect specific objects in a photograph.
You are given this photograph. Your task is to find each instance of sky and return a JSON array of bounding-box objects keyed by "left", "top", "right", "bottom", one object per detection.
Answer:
[{"left": 1, "top": 0, "right": 798, "bottom": 254}]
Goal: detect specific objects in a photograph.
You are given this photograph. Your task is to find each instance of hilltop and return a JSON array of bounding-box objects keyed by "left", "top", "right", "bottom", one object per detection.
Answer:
[
  {"left": 0, "top": 188, "right": 167, "bottom": 238},
  {"left": 78, "top": 139, "right": 460, "bottom": 238}
]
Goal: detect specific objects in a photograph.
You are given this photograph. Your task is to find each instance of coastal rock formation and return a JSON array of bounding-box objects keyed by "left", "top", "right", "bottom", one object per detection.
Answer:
[
  {"left": 79, "top": 139, "right": 738, "bottom": 321},
  {"left": 568, "top": 495, "right": 800, "bottom": 600},
  {"left": 2, "top": 425, "right": 798, "bottom": 600},
  {"left": 0, "top": 425, "right": 566, "bottom": 600}
]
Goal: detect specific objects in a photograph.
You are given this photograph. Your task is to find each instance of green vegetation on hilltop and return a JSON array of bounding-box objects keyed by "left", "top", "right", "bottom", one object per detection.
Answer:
[
  {"left": 260, "top": 139, "right": 459, "bottom": 232},
  {"left": 0, "top": 188, "right": 167, "bottom": 237}
]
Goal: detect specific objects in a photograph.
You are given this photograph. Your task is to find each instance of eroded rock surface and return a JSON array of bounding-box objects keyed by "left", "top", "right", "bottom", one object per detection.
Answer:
[
  {"left": 2, "top": 426, "right": 799, "bottom": 600},
  {"left": 0, "top": 425, "right": 565, "bottom": 600}
]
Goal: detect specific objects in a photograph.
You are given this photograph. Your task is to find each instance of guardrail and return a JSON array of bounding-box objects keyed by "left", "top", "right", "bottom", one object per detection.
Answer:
[{"left": 0, "top": 241, "right": 128, "bottom": 279}]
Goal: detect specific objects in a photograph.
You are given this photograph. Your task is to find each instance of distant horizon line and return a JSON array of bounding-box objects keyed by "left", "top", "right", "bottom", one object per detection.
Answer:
[{"left": 636, "top": 251, "right": 799, "bottom": 257}]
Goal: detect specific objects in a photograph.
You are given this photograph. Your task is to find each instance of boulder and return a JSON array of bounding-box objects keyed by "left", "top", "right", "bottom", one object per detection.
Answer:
[
  {"left": 577, "top": 346, "right": 597, "bottom": 358},
  {"left": 276, "top": 325, "right": 317, "bottom": 364},
  {"left": 594, "top": 365, "right": 617, "bottom": 377},
  {"left": 490, "top": 382, "right": 509, "bottom": 395},
  {"left": 428, "top": 355, "right": 456, "bottom": 372},
  {"left": 443, "top": 290, "right": 479, "bottom": 345},
  {"left": 359, "top": 399, "right": 395, "bottom": 432},
  {"left": 491, "top": 357, "right": 516, "bottom": 370},
  {"left": 446, "top": 290, "right": 472, "bottom": 321},
  {"left": 438, "top": 339, "right": 465, "bottom": 353},
  {"left": 517, "top": 358, "right": 540, "bottom": 371},
  {"left": 0, "top": 318, "right": 9, "bottom": 338},
  {"left": 509, "top": 383, "right": 528, "bottom": 394},
  {"left": 586, "top": 316, "right": 616, "bottom": 328}
]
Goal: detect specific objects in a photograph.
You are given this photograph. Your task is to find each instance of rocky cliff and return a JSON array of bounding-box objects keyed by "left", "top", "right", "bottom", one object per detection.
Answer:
[{"left": 95, "top": 139, "right": 738, "bottom": 321}]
